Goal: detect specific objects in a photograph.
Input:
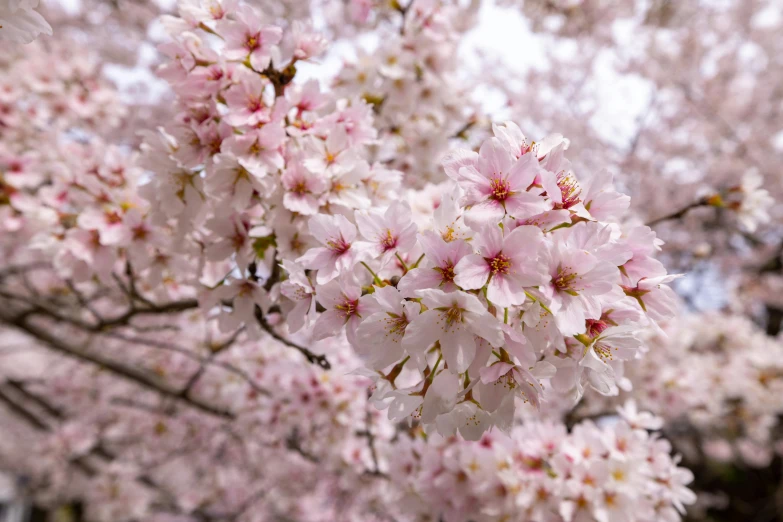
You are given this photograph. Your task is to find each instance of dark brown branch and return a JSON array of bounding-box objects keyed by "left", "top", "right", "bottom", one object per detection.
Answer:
[
  {"left": 6, "top": 380, "right": 65, "bottom": 419},
  {"left": 285, "top": 427, "right": 319, "bottom": 463},
  {"left": 645, "top": 197, "right": 710, "bottom": 227},
  {"left": 0, "top": 312, "right": 235, "bottom": 419},
  {"left": 0, "top": 386, "right": 50, "bottom": 431},
  {"left": 0, "top": 262, "right": 50, "bottom": 280},
  {"left": 358, "top": 403, "right": 387, "bottom": 479},
  {"left": 94, "top": 298, "right": 200, "bottom": 330},
  {"left": 255, "top": 308, "right": 331, "bottom": 370},
  {"left": 103, "top": 331, "right": 270, "bottom": 397}
]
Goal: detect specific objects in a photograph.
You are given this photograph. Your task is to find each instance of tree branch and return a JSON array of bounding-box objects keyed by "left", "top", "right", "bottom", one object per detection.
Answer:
[
  {"left": 0, "top": 312, "right": 235, "bottom": 420},
  {"left": 255, "top": 308, "right": 331, "bottom": 370}
]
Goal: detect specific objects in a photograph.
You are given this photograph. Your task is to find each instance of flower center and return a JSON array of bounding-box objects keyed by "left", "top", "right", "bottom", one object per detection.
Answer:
[
  {"left": 379, "top": 229, "right": 397, "bottom": 251},
  {"left": 209, "top": 5, "right": 225, "bottom": 18},
  {"left": 291, "top": 180, "right": 308, "bottom": 195},
  {"left": 249, "top": 140, "right": 262, "bottom": 155},
  {"left": 383, "top": 313, "right": 408, "bottom": 340},
  {"left": 335, "top": 297, "right": 359, "bottom": 319},
  {"left": 593, "top": 343, "right": 613, "bottom": 361},
  {"left": 326, "top": 236, "right": 351, "bottom": 255},
  {"left": 555, "top": 171, "right": 581, "bottom": 210},
  {"left": 247, "top": 97, "right": 263, "bottom": 113},
  {"left": 232, "top": 231, "right": 247, "bottom": 250},
  {"left": 238, "top": 281, "right": 256, "bottom": 296},
  {"left": 435, "top": 263, "right": 456, "bottom": 285},
  {"left": 489, "top": 253, "right": 511, "bottom": 275},
  {"left": 245, "top": 34, "right": 260, "bottom": 52},
  {"left": 585, "top": 319, "right": 609, "bottom": 338},
  {"left": 435, "top": 303, "right": 464, "bottom": 327},
  {"left": 553, "top": 267, "right": 578, "bottom": 295},
  {"left": 489, "top": 177, "right": 511, "bottom": 202},
  {"left": 132, "top": 225, "right": 148, "bottom": 241}
]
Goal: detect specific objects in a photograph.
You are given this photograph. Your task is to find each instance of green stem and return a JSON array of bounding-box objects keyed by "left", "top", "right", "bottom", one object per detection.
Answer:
[
  {"left": 428, "top": 353, "right": 443, "bottom": 383},
  {"left": 395, "top": 252, "right": 409, "bottom": 273},
  {"left": 525, "top": 290, "right": 553, "bottom": 315},
  {"left": 360, "top": 262, "right": 383, "bottom": 285},
  {"left": 410, "top": 253, "right": 425, "bottom": 269}
]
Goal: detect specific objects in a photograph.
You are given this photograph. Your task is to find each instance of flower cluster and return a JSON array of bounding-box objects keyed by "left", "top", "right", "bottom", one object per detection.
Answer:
[
  {"left": 0, "top": 38, "right": 132, "bottom": 282},
  {"left": 138, "top": 0, "right": 408, "bottom": 332},
  {"left": 391, "top": 411, "right": 695, "bottom": 522},
  {"left": 290, "top": 121, "right": 677, "bottom": 439},
  {"left": 333, "top": 0, "right": 481, "bottom": 185},
  {"left": 611, "top": 313, "right": 783, "bottom": 468}
]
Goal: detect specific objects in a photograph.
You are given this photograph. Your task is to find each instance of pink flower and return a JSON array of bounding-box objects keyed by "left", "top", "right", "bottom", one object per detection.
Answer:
[
  {"left": 211, "top": 278, "right": 269, "bottom": 334},
  {"left": 397, "top": 230, "right": 472, "bottom": 296},
  {"left": 434, "top": 401, "right": 492, "bottom": 442},
  {"left": 204, "top": 213, "right": 254, "bottom": 267},
  {"left": 279, "top": 260, "right": 317, "bottom": 333},
  {"left": 120, "top": 209, "right": 166, "bottom": 270},
  {"left": 302, "top": 130, "right": 357, "bottom": 176},
  {"left": 542, "top": 242, "right": 621, "bottom": 336},
  {"left": 622, "top": 274, "right": 680, "bottom": 325},
  {"left": 454, "top": 224, "right": 548, "bottom": 308},
  {"left": 432, "top": 182, "right": 472, "bottom": 243},
  {"left": 179, "top": 0, "right": 238, "bottom": 24},
  {"left": 616, "top": 400, "right": 663, "bottom": 431},
  {"left": 205, "top": 152, "right": 275, "bottom": 210},
  {"left": 324, "top": 161, "right": 371, "bottom": 210},
  {"left": 354, "top": 285, "right": 420, "bottom": 369},
  {"left": 219, "top": 4, "right": 282, "bottom": 71},
  {"left": 223, "top": 69, "right": 272, "bottom": 127},
  {"left": 312, "top": 274, "right": 374, "bottom": 345},
  {"left": 403, "top": 289, "right": 504, "bottom": 373},
  {"left": 580, "top": 170, "right": 630, "bottom": 221},
  {"left": 285, "top": 79, "right": 327, "bottom": 114},
  {"left": 492, "top": 121, "right": 568, "bottom": 160},
  {"left": 449, "top": 138, "right": 550, "bottom": 226},
  {"left": 478, "top": 360, "right": 553, "bottom": 412},
  {"left": 221, "top": 124, "right": 286, "bottom": 176},
  {"left": 290, "top": 21, "right": 328, "bottom": 61},
  {"left": 281, "top": 161, "right": 327, "bottom": 215},
  {"left": 77, "top": 206, "right": 134, "bottom": 247},
  {"left": 297, "top": 214, "right": 369, "bottom": 284},
  {"left": 61, "top": 228, "right": 116, "bottom": 283},
  {"left": 355, "top": 201, "right": 417, "bottom": 264},
  {"left": 539, "top": 146, "right": 586, "bottom": 214}
]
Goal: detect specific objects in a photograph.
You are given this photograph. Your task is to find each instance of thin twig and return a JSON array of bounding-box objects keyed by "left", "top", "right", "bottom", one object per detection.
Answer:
[
  {"left": 645, "top": 197, "right": 710, "bottom": 227},
  {"left": 255, "top": 308, "right": 331, "bottom": 370}
]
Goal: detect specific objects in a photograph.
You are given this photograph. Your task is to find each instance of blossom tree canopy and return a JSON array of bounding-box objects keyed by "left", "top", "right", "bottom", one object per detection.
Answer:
[{"left": 0, "top": 1, "right": 780, "bottom": 522}]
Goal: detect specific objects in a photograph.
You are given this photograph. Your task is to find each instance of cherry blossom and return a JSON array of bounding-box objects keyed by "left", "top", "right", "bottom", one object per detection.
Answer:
[
  {"left": 297, "top": 214, "right": 369, "bottom": 284},
  {"left": 453, "top": 223, "right": 548, "bottom": 308},
  {"left": 403, "top": 288, "right": 504, "bottom": 373}
]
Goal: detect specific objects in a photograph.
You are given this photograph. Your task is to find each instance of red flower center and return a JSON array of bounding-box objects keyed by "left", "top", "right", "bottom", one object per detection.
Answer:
[
  {"left": 489, "top": 177, "right": 512, "bottom": 202},
  {"left": 327, "top": 236, "right": 351, "bottom": 255},
  {"left": 489, "top": 253, "right": 511, "bottom": 275}
]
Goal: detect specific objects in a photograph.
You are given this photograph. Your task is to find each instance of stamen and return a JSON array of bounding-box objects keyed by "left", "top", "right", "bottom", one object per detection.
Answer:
[
  {"left": 489, "top": 177, "right": 512, "bottom": 202},
  {"left": 326, "top": 236, "right": 351, "bottom": 255},
  {"left": 489, "top": 253, "right": 511, "bottom": 275}
]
